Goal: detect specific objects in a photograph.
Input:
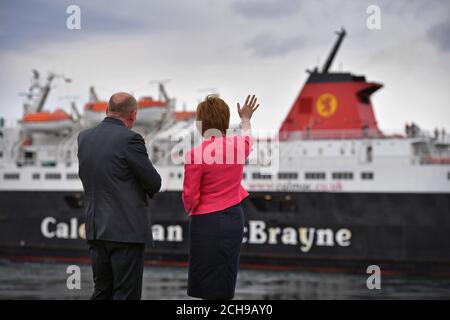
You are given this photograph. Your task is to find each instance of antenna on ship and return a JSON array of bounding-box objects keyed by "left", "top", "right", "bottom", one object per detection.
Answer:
[{"left": 321, "top": 27, "right": 346, "bottom": 73}]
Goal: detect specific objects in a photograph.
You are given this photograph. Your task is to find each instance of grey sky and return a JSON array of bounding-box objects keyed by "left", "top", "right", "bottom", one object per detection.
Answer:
[{"left": 0, "top": 0, "right": 449, "bottom": 133}]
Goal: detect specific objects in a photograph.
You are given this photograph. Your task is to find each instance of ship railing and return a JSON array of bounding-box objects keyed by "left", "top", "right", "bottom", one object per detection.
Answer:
[
  {"left": 420, "top": 155, "right": 450, "bottom": 165},
  {"left": 280, "top": 129, "right": 387, "bottom": 140},
  {"left": 435, "top": 133, "right": 450, "bottom": 144},
  {"left": 278, "top": 128, "right": 449, "bottom": 141}
]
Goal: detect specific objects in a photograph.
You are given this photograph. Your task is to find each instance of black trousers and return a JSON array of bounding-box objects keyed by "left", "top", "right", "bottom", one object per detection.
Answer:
[
  {"left": 88, "top": 240, "right": 145, "bottom": 300},
  {"left": 188, "top": 203, "right": 244, "bottom": 300}
]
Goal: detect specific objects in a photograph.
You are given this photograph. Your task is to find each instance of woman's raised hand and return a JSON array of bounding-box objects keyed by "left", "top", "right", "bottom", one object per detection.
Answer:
[{"left": 237, "top": 95, "right": 259, "bottom": 121}]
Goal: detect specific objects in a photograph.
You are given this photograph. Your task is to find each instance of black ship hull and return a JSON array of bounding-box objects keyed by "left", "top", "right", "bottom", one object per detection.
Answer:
[{"left": 0, "top": 191, "right": 449, "bottom": 276}]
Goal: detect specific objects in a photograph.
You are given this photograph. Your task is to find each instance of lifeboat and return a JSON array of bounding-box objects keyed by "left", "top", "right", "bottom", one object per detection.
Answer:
[
  {"left": 83, "top": 101, "right": 108, "bottom": 126},
  {"left": 22, "top": 109, "right": 73, "bottom": 133},
  {"left": 135, "top": 96, "right": 167, "bottom": 127},
  {"left": 174, "top": 110, "right": 196, "bottom": 121}
]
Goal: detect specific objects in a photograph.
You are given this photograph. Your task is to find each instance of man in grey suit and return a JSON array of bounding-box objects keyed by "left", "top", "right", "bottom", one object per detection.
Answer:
[{"left": 77, "top": 92, "right": 161, "bottom": 300}]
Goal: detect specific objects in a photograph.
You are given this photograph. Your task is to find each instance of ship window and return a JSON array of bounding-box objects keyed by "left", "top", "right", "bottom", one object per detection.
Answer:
[
  {"left": 298, "top": 98, "right": 312, "bottom": 114},
  {"left": 366, "top": 146, "right": 373, "bottom": 162},
  {"left": 252, "top": 172, "right": 272, "bottom": 180},
  {"left": 305, "top": 172, "right": 326, "bottom": 180},
  {"left": 278, "top": 172, "right": 298, "bottom": 180},
  {"left": 32, "top": 173, "right": 40, "bottom": 180},
  {"left": 25, "top": 151, "right": 33, "bottom": 159},
  {"left": 178, "top": 173, "right": 182, "bottom": 179},
  {"left": 170, "top": 172, "right": 174, "bottom": 178},
  {"left": 3, "top": 173, "right": 19, "bottom": 180},
  {"left": 243, "top": 172, "right": 246, "bottom": 180},
  {"left": 447, "top": 172, "right": 450, "bottom": 180},
  {"left": 332, "top": 172, "right": 353, "bottom": 180},
  {"left": 66, "top": 173, "right": 79, "bottom": 180},
  {"left": 361, "top": 172, "right": 374, "bottom": 180},
  {"left": 45, "top": 173, "right": 61, "bottom": 180},
  {"left": 42, "top": 161, "right": 56, "bottom": 167},
  {"left": 250, "top": 194, "right": 297, "bottom": 213},
  {"left": 0, "top": 151, "right": 3, "bottom": 158}
]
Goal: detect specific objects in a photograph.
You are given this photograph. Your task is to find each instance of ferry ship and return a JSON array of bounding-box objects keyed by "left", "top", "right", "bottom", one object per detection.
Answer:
[{"left": 1, "top": 29, "right": 449, "bottom": 275}]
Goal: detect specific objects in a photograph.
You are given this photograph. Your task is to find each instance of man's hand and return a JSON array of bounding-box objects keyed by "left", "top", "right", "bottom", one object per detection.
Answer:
[{"left": 237, "top": 94, "right": 259, "bottom": 121}]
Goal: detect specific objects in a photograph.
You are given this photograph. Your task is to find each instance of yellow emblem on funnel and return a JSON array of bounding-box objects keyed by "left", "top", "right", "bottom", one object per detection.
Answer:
[{"left": 316, "top": 93, "right": 338, "bottom": 117}]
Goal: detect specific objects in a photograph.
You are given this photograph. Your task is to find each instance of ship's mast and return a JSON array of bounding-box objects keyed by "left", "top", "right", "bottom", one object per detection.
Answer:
[{"left": 321, "top": 28, "right": 346, "bottom": 73}]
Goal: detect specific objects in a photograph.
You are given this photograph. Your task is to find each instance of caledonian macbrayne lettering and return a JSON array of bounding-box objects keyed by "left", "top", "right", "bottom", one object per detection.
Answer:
[{"left": 40, "top": 217, "right": 352, "bottom": 253}]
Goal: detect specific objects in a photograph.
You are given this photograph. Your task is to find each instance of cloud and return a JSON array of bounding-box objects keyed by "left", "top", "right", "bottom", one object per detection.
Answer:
[
  {"left": 427, "top": 20, "right": 450, "bottom": 52},
  {"left": 0, "top": 0, "right": 140, "bottom": 50},
  {"left": 245, "top": 33, "right": 306, "bottom": 58},
  {"left": 0, "top": 0, "right": 190, "bottom": 51},
  {"left": 382, "top": 0, "right": 448, "bottom": 16},
  {"left": 231, "top": 0, "right": 301, "bottom": 19}
]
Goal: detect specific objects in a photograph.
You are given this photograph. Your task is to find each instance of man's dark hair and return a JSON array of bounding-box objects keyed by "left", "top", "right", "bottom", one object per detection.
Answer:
[{"left": 108, "top": 92, "right": 137, "bottom": 117}]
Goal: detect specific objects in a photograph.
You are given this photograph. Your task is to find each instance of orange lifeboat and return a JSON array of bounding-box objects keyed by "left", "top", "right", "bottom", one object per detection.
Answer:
[
  {"left": 22, "top": 109, "right": 73, "bottom": 132},
  {"left": 174, "top": 111, "right": 196, "bottom": 121},
  {"left": 135, "top": 96, "right": 167, "bottom": 126},
  {"left": 83, "top": 101, "right": 108, "bottom": 126},
  {"left": 138, "top": 96, "right": 166, "bottom": 108}
]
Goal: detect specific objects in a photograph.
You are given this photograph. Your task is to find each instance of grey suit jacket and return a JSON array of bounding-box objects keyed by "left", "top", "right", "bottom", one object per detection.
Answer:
[{"left": 77, "top": 117, "right": 161, "bottom": 244}]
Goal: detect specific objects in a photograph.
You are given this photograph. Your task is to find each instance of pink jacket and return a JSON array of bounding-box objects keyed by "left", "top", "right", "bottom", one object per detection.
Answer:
[{"left": 182, "top": 135, "right": 252, "bottom": 215}]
